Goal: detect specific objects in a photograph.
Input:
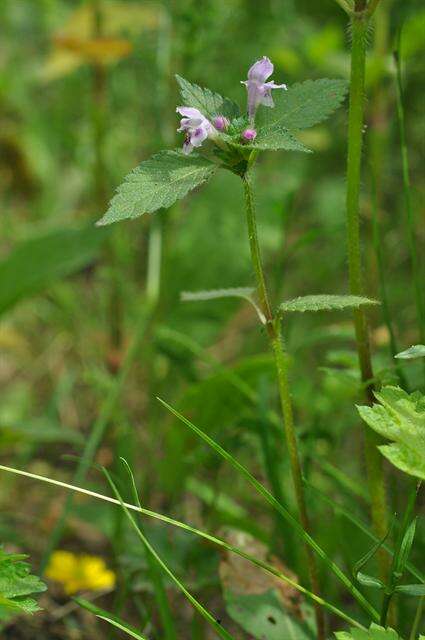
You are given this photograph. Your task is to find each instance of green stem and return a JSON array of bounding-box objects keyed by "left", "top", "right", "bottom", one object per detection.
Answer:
[
  {"left": 394, "top": 34, "right": 425, "bottom": 346},
  {"left": 380, "top": 481, "right": 419, "bottom": 627},
  {"left": 410, "top": 596, "right": 424, "bottom": 640},
  {"left": 242, "top": 173, "right": 326, "bottom": 640},
  {"left": 346, "top": 5, "right": 390, "bottom": 581}
]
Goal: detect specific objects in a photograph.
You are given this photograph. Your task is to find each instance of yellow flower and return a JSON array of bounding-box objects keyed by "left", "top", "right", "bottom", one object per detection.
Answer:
[{"left": 45, "top": 551, "right": 116, "bottom": 595}]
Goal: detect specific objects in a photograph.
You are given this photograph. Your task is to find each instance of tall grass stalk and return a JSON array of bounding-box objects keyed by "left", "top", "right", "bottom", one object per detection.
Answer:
[
  {"left": 394, "top": 31, "right": 425, "bottom": 347},
  {"left": 345, "top": 0, "right": 389, "bottom": 580},
  {"left": 0, "top": 463, "right": 366, "bottom": 629},
  {"left": 158, "top": 399, "right": 380, "bottom": 623},
  {"left": 242, "top": 172, "right": 325, "bottom": 639}
]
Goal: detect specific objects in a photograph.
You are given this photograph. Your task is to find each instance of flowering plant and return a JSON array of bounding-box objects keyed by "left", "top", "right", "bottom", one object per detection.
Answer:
[{"left": 97, "top": 57, "right": 347, "bottom": 225}]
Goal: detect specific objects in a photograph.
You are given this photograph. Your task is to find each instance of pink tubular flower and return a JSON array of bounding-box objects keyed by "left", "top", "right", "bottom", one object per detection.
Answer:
[
  {"left": 241, "top": 56, "right": 287, "bottom": 121},
  {"left": 176, "top": 106, "right": 213, "bottom": 154}
]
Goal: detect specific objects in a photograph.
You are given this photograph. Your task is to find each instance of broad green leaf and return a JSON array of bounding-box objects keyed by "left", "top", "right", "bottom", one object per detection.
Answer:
[
  {"left": 357, "top": 386, "right": 425, "bottom": 480},
  {"left": 253, "top": 125, "right": 311, "bottom": 152},
  {"left": 75, "top": 598, "right": 147, "bottom": 639},
  {"left": 335, "top": 623, "right": 401, "bottom": 639},
  {"left": 175, "top": 74, "right": 240, "bottom": 120},
  {"left": 224, "top": 589, "right": 315, "bottom": 640},
  {"left": 395, "top": 345, "right": 425, "bottom": 360},
  {"left": 0, "top": 548, "right": 46, "bottom": 622},
  {"left": 0, "top": 226, "right": 107, "bottom": 316},
  {"left": 394, "top": 583, "right": 425, "bottom": 596},
  {"left": 279, "top": 294, "right": 379, "bottom": 314},
  {"left": 97, "top": 151, "right": 217, "bottom": 226},
  {"left": 257, "top": 78, "right": 348, "bottom": 131}
]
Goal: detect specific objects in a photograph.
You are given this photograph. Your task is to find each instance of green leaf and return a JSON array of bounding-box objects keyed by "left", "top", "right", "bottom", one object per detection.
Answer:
[
  {"left": 75, "top": 598, "right": 147, "bottom": 639},
  {"left": 0, "top": 226, "right": 107, "bottom": 316},
  {"left": 395, "top": 345, "right": 425, "bottom": 360},
  {"left": 279, "top": 294, "right": 379, "bottom": 314},
  {"left": 252, "top": 126, "right": 311, "bottom": 152},
  {"left": 181, "top": 287, "right": 266, "bottom": 323},
  {"left": 335, "top": 623, "right": 402, "bottom": 639},
  {"left": 356, "top": 573, "right": 385, "bottom": 590},
  {"left": 181, "top": 287, "right": 254, "bottom": 302},
  {"left": 0, "top": 548, "right": 46, "bottom": 622},
  {"left": 257, "top": 78, "right": 348, "bottom": 131},
  {"left": 394, "top": 583, "right": 425, "bottom": 596},
  {"left": 357, "top": 386, "right": 425, "bottom": 480},
  {"left": 353, "top": 523, "right": 392, "bottom": 582},
  {"left": 224, "top": 589, "right": 315, "bottom": 640},
  {"left": 98, "top": 151, "right": 217, "bottom": 226},
  {"left": 175, "top": 74, "right": 240, "bottom": 120},
  {"left": 394, "top": 518, "right": 417, "bottom": 578}
]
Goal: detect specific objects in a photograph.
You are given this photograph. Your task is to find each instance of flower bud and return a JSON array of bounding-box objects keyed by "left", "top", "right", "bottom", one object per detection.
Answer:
[
  {"left": 213, "top": 115, "right": 229, "bottom": 131},
  {"left": 242, "top": 128, "right": 257, "bottom": 141}
]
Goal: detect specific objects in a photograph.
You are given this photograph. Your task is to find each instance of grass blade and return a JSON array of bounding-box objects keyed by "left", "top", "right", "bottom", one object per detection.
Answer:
[
  {"left": 75, "top": 597, "right": 147, "bottom": 639},
  {"left": 102, "top": 466, "right": 236, "bottom": 640},
  {"left": 0, "top": 463, "right": 364, "bottom": 629},
  {"left": 156, "top": 398, "right": 380, "bottom": 622}
]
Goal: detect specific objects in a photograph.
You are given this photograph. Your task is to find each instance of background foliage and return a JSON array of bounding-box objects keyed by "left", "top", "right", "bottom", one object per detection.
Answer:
[{"left": 0, "top": 0, "right": 423, "bottom": 637}]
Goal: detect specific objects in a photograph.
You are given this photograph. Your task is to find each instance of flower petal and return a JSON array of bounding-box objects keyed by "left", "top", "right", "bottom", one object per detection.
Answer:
[
  {"left": 190, "top": 126, "right": 209, "bottom": 147},
  {"left": 176, "top": 106, "right": 205, "bottom": 119},
  {"left": 264, "top": 81, "right": 287, "bottom": 90},
  {"left": 182, "top": 140, "right": 193, "bottom": 154},
  {"left": 247, "top": 56, "right": 274, "bottom": 82}
]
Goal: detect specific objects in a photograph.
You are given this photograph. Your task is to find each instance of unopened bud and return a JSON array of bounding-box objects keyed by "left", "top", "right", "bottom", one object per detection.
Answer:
[{"left": 242, "top": 128, "right": 257, "bottom": 141}]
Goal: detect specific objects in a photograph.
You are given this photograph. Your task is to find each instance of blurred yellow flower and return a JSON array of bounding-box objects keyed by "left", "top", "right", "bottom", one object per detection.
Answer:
[{"left": 45, "top": 551, "right": 116, "bottom": 595}]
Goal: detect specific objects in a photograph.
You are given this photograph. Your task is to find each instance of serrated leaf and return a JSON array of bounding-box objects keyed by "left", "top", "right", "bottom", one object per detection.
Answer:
[
  {"left": 252, "top": 126, "right": 311, "bottom": 152},
  {"left": 395, "top": 345, "right": 425, "bottom": 360},
  {"left": 279, "top": 294, "right": 379, "bottom": 314},
  {"left": 394, "top": 583, "right": 425, "bottom": 596},
  {"left": 335, "top": 623, "right": 402, "bottom": 639},
  {"left": 357, "top": 386, "right": 425, "bottom": 480},
  {"left": 0, "top": 548, "right": 46, "bottom": 622},
  {"left": 98, "top": 151, "right": 217, "bottom": 226},
  {"left": 257, "top": 78, "right": 348, "bottom": 131},
  {"left": 0, "top": 226, "right": 108, "bottom": 316},
  {"left": 176, "top": 74, "right": 240, "bottom": 120}
]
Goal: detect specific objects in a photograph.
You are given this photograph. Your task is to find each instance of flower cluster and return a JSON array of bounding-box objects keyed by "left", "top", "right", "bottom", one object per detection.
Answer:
[
  {"left": 176, "top": 56, "right": 286, "bottom": 154},
  {"left": 45, "top": 550, "right": 116, "bottom": 595}
]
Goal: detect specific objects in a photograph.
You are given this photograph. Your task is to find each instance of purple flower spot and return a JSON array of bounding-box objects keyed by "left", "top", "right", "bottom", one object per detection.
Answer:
[
  {"left": 213, "top": 115, "right": 229, "bottom": 131},
  {"left": 242, "top": 128, "right": 257, "bottom": 141}
]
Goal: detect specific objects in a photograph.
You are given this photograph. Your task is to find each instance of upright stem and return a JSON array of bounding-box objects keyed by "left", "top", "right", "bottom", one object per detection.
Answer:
[
  {"left": 242, "top": 173, "right": 325, "bottom": 640},
  {"left": 394, "top": 36, "right": 425, "bottom": 346},
  {"left": 346, "top": 5, "right": 390, "bottom": 580}
]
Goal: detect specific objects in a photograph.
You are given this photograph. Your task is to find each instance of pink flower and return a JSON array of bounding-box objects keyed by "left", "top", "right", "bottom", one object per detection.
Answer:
[
  {"left": 241, "top": 56, "right": 287, "bottom": 121},
  {"left": 242, "top": 128, "right": 257, "bottom": 141},
  {"left": 176, "top": 107, "right": 213, "bottom": 154},
  {"left": 213, "top": 115, "right": 229, "bottom": 131}
]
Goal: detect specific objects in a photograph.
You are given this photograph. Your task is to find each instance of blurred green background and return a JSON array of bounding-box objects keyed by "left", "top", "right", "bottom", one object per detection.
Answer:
[{"left": 0, "top": 0, "right": 424, "bottom": 637}]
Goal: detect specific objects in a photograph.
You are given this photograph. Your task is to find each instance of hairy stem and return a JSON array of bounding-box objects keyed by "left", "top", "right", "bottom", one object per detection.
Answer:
[
  {"left": 346, "top": 6, "right": 390, "bottom": 581},
  {"left": 394, "top": 34, "right": 425, "bottom": 347},
  {"left": 242, "top": 172, "right": 326, "bottom": 640}
]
